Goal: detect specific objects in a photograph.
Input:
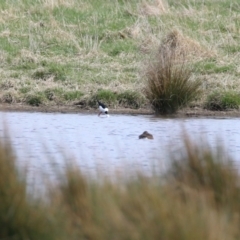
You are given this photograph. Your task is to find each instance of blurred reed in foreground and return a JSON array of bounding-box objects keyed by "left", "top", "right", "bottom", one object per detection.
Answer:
[{"left": 1, "top": 136, "right": 240, "bottom": 240}]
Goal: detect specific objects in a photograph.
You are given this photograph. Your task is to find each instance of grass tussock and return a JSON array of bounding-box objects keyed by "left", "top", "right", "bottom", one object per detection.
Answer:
[
  {"left": 25, "top": 94, "right": 43, "bottom": 106},
  {"left": 139, "top": 0, "right": 168, "bottom": 16},
  {"left": 2, "top": 133, "right": 240, "bottom": 239},
  {"left": 160, "top": 30, "right": 215, "bottom": 61},
  {"left": 144, "top": 35, "right": 202, "bottom": 114}
]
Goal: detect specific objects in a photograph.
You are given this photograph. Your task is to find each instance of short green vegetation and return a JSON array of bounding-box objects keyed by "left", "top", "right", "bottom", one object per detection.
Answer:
[
  {"left": 117, "top": 90, "right": 145, "bottom": 109},
  {"left": 25, "top": 94, "right": 43, "bottom": 106},
  {"left": 63, "top": 91, "right": 84, "bottom": 101},
  {"left": 205, "top": 91, "right": 240, "bottom": 110},
  {"left": 0, "top": 0, "right": 239, "bottom": 112},
  {"left": 193, "top": 60, "right": 236, "bottom": 74},
  {"left": 88, "top": 89, "right": 145, "bottom": 109},
  {"left": 89, "top": 89, "right": 118, "bottom": 107}
]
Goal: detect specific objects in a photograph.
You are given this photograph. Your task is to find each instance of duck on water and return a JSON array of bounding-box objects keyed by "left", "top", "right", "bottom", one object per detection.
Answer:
[{"left": 139, "top": 131, "right": 154, "bottom": 139}]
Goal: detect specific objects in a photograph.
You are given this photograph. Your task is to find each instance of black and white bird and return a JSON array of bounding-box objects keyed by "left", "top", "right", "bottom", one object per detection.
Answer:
[{"left": 97, "top": 100, "right": 109, "bottom": 116}]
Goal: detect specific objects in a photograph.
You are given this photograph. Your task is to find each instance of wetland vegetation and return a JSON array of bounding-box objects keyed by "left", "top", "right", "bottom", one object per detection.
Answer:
[
  {"left": 1, "top": 1, "right": 240, "bottom": 237},
  {"left": 0, "top": 0, "right": 239, "bottom": 113},
  {"left": 1, "top": 134, "right": 240, "bottom": 240}
]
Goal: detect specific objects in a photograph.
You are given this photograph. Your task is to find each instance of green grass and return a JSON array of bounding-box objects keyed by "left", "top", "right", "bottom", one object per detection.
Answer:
[
  {"left": 88, "top": 89, "right": 146, "bottom": 109},
  {"left": 222, "top": 45, "right": 240, "bottom": 54},
  {"left": 63, "top": 91, "right": 84, "bottom": 101},
  {"left": 193, "top": 60, "right": 235, "bottom": 74},
  {"left": 204, "top": 91, "right": 240, "bottom": 110},
  {"left": 32, "top": 63, "right": 67, "bottom": 81},
  {"left": 25, "top": 94, "right": 43, "bottom": 106},
  {"left": 0, "top": 0, "right": 239, "bottom": 112},
  {"left": 102, "top": 39, "right": 137, "bottom": 56},
  {"left": 117, "top": 90, "right": 145, "bottom": 109},
  {"left": 19, "top": 86, "right": 31, "bottom": 94},
  {"left": 89, "top": 89, "right": 118, "bottom": 107}
]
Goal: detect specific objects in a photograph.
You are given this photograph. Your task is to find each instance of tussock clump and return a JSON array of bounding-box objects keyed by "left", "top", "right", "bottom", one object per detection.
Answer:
[
  {"left": 128, "top": 24, "right": 143, "bottom": 39},
  {"left": 139, "top": 29, "right": 214, "bottom": 58},
  {"left": 1, "top": 92, "right": 14, "bottom": 103},
  {"left": 160, "top": 30, "right": 215, "bottom": 61},
  {"left": 139, "top": 36, "right": 160, "bottom": 53},
  {"left": 118, "top": 24, "right": 143, "bottom": 39},
  {"left": 144, "top": 38, "right": 202, "bottom": 114},
  {"left": 11, "top": 50, "right": 40, "bottom": 71},
  {"left": 140, "top": 0, "right": 168, "bottom": 16},
  {"left": 19, "top": 49, "right": 40, "bottom": 64},
  {"left": 0, "top": 80, "right": 14, "bottom": 90},
  {"left": 25, "top": 94, "right": 43, "bottom": 106},
  {"left": 0, "top": 89, "right": 18, "bottom": 104},
  {"left": 32, "top": 68, "right": 52, "bottom": 80},
  {"left": 32, "top": 64, "right": 66, "bottom": 81}
]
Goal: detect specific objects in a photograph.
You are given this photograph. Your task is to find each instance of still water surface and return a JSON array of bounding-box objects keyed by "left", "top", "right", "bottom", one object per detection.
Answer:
[{"left": 0, "top": 111, "right": 239, "bottom": 181}]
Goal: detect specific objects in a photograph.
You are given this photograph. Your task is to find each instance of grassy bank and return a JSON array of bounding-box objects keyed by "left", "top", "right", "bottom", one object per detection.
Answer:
[
  {"left": 1, "top": 134, "right": 240, "bottom": 239},
  {"left": 0, "top": 0, "right": 239, "bottom": 111}
]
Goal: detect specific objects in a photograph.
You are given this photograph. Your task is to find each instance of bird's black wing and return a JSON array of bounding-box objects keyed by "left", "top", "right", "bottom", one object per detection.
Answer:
[{"left": 97, "top": 100, "right": 106, "bottom": 108}]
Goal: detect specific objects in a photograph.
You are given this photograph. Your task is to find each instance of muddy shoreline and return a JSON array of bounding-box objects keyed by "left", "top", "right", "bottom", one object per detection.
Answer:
[{"left": 0, "top": 103, "right": 239, "bottom": 118}]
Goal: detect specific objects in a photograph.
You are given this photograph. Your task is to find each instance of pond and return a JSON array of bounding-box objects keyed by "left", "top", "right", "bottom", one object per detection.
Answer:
[{"left": 0, "top": 111, "right": 239, "bottom": 184}]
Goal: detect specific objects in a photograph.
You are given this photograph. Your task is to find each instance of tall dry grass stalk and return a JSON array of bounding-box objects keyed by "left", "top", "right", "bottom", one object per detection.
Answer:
[
  {"left": 169, "top": 137, "right": 240, "bottom": 213},
  {"left": 55, "top": 136, "right": 240, "bottom": 240},
  {"left": 0, "top": 137, "right": 66, "bottom": 240},
  {"left": 1, "top": 133, "right": 240, "bottom": 239}
]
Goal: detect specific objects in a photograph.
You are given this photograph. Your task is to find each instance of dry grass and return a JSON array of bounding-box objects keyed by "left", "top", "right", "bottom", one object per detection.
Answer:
[
  {"left": 1, "top": 130, "right": 240, "bottom": 239},
  {"left": 53, "top": 135, "right": 240, "bottom": 240},
  {"left": 159, "top": 30, "right": 215, "bottom": 61},
  {"left": 144, "top": 40, "right": 202, "bottom": 113},
  {"left": 139, "top": 0, "right": 169, "bottom": 16},
  {"left": 0, "top": 135, "right": 66, "bottom": 240},
  {"left": 0, "top": 0, "right": 239, "bottom": 111}
]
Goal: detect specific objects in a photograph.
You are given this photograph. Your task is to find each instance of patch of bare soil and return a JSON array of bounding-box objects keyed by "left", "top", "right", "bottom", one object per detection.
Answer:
[{"left": 0, "top": 103, "right": 239, "bottom": 118}]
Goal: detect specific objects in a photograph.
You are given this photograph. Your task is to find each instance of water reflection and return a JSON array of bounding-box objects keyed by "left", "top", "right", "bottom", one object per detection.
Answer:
[{"left": 0, "top": 112, "right": 239, "bottom": 180}]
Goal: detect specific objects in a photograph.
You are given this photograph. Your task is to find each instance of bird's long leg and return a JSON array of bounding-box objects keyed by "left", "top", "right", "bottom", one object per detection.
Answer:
[{"left": 98, "top": 112, "right": 101, "bottom": 117}]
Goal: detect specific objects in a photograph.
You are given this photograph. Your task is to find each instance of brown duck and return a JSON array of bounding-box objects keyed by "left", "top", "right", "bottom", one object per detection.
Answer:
[{"left": 139, "top": 131, "right": 153, "bottom": 140}]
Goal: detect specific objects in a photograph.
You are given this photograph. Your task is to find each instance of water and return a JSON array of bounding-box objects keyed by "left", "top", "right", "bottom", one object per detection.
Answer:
[{"left": 0, "top": 111, "right": 239, "bottom": 182}]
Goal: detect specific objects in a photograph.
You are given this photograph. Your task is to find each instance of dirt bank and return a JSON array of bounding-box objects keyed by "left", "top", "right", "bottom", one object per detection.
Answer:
[{"left": 0, "top": 103, "right": 239, "bottom": 118}]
